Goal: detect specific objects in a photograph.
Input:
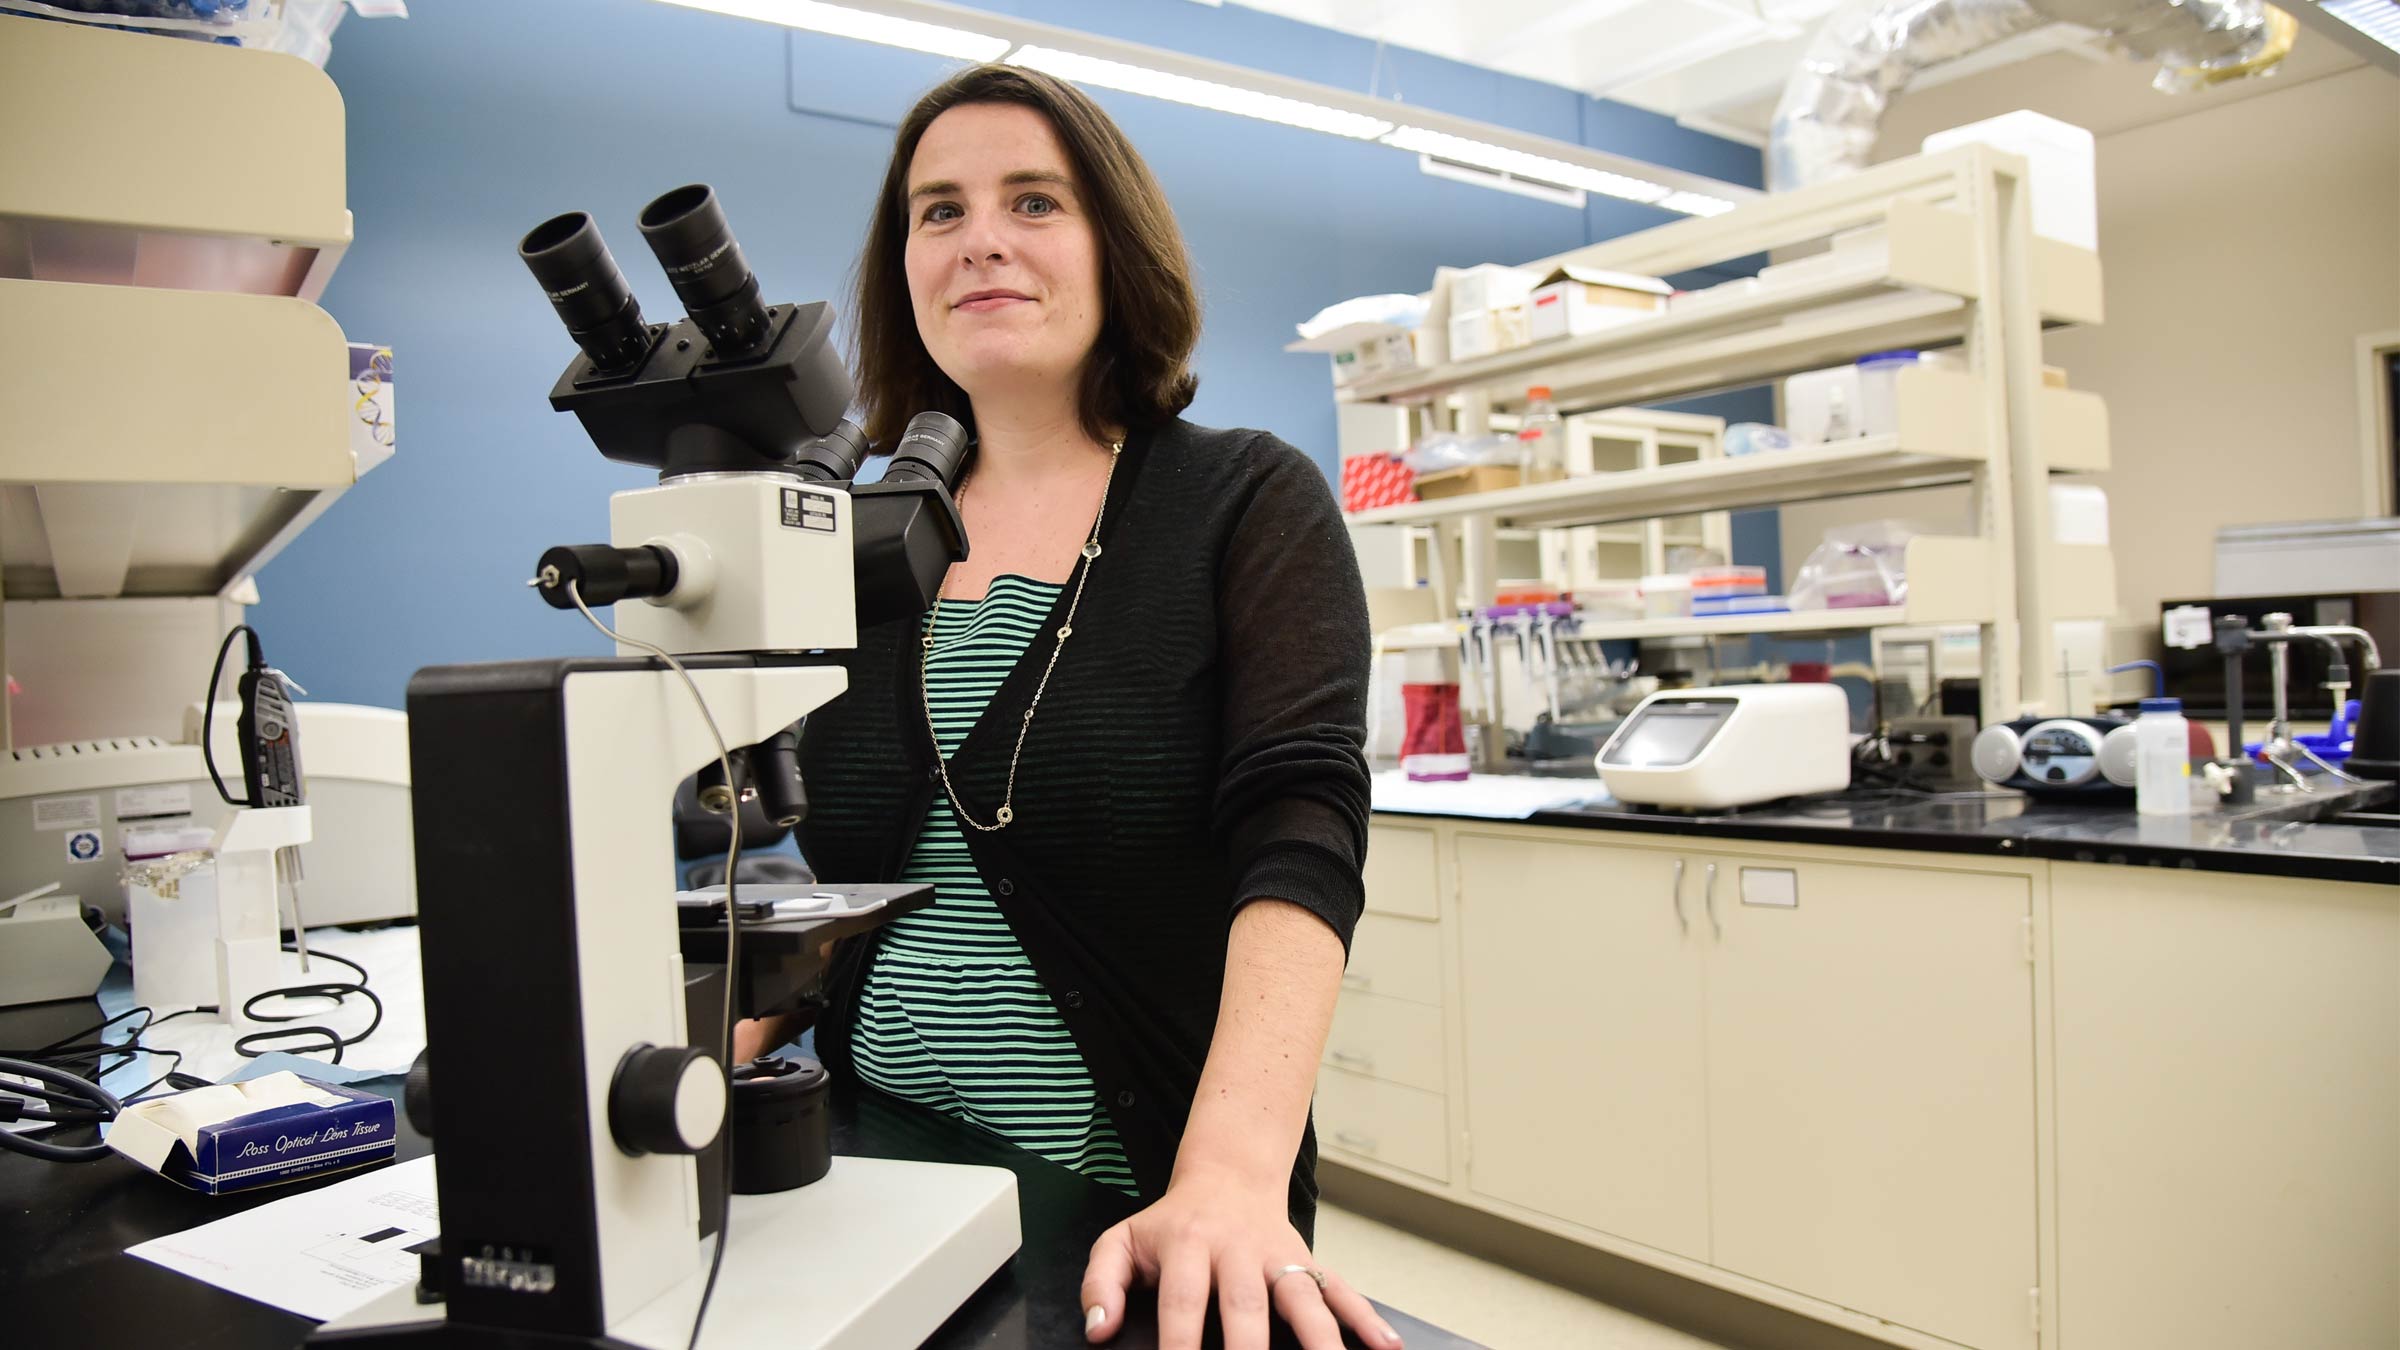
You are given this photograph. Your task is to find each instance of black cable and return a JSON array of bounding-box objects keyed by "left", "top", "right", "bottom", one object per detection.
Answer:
[
  {"left": 0, "top": 1057, "right": 120, "bottom": 1163},
  {"left": 13, "top": 1004, "right": 154, "bottom": 1058},
  {"left": 202, "top": 624, "right": 262, "bottom": 808},
  {"left": 232, "top": 945, "right": 383, "bottom": 1065}
]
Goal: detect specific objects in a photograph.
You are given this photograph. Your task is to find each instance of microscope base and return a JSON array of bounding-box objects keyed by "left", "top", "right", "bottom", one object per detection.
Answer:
[{"left": 313, "top": 1156, "right": 1021, "bottom": 1350}]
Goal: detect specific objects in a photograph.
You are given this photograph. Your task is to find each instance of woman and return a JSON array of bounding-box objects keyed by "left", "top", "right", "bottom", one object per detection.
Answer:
[{"left": 740, "top": 64, "right": 1391, "bottom": 1350}]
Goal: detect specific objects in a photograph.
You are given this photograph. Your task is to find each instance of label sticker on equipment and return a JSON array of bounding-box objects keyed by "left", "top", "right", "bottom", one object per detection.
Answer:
[
  {"left": 2162, "top": 604, "right": 2213, "bottom": 651},
  {"left": 780, "top": 488, "right": 836, "bottom": 533},
  {"left": 33, "top": 795, "right": 102, "bottom": 831},
  {"left": 117, "top": 783, "right": 194, "bottom": 820},
  {"left": 65, "top": 829, "right": 103, "bottom": 863}
]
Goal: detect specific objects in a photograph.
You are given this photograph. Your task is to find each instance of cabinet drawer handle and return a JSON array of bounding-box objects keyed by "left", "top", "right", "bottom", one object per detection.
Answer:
[
  {"left": 1671, "top": 858, "right": 1689, "bottom": 935},
  {"left": 1704, "top": 862, "right": 1722, "bottom": 940},
  {"left": 1340, "top": 973, "right": 1372, "bottom": 991},
  {"left": 1333, "top": 1130, "right": 1378, "bottom": 1154},
  {"left": 1329, "top": 1049, "right": 1375, "bottom": 1071}
]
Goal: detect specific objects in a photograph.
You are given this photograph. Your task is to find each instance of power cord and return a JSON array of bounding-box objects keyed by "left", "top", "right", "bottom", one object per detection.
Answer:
[
  {"left": 0, "top": 934, "right": 384, "bottom": 1164},
  {"left": 0, "top": 1059, "right": 121, "bottom": 1162},
  {"left": 202, "top": 624, "right": 262, "bottom": 808},
  {"left": 559, "top": 578, "right": 741, "bottom": 1350},
  {"left": 233, "top": 945, "right": 384, "bottom": 1064},
  {"left": 0, "top": 1004, "right": 208, "bottom": 1162}
]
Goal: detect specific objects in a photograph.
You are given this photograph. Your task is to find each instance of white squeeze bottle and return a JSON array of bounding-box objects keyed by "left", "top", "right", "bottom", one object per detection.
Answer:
[{"left": 2135, "top": 692, "right": 2193, "bottom": 818}]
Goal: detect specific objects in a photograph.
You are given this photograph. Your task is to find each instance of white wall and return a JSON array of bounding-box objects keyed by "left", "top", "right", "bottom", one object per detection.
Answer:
[{"left": 1782, "top": 65, "right": 2400, "bottom": 688}]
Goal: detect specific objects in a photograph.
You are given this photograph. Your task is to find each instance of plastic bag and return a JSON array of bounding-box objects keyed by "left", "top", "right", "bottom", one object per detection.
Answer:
[
  {"left": 1401, "top": 432, "right": 1516, "bottom": 475},
  {"left": 0, "top": 0, "right": 404, "bottom": 64},
  {"left": 1789, "top": 520, "right": 1917, "bottom": 610}
]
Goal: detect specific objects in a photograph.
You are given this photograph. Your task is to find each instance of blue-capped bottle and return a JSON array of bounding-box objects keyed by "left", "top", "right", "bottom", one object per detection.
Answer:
[{"left": 2111, "top": 660, "right": 2191, "bottom": 817}]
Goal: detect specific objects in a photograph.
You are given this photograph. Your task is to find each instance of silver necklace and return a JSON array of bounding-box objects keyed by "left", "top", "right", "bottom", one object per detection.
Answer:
[{"left": 922, "top": 440, "right": 1123, "bottom": 832}]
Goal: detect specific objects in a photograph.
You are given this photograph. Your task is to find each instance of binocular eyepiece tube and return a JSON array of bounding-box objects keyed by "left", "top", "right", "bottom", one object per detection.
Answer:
[
  {"left": 519, "top": 183, "right": 775, "bottom": 375},
  {"left": 638, "top": 184, "right": 772, "bottom": 359},
  {"left": 520, "top": 212, "right": 652, "bottom": 376}
]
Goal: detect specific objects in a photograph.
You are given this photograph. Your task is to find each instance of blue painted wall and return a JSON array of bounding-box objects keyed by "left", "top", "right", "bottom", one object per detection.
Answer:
[{"left": 259, "top": 0, "right": 1772, "bottom": 708}]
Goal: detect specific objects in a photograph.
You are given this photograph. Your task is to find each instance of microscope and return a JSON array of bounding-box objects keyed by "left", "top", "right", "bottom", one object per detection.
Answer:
[{"left": 312, "top": 186, "right": 1021, "bottom": 1348}]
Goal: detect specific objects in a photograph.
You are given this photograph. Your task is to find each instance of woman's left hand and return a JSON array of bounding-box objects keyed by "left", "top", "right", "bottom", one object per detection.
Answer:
[{"left": 1080, "top": 1162, "right": 1403, "bottom": 1350}]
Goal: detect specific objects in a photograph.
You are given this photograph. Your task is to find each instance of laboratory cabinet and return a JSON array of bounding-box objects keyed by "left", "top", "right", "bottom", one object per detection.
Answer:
[
  {"left": 2046, "top": 863, "right": 2399, "bottom": 1350},
  {"left": 1334, "top": 816, "right": 2400, "bottom": 1350},
  {"left": 1451, "top": 833, "right": 2037, "bottom": 1350},
  {"left": 1319, "top": 821, "right": 1454, "bottom": 1183}
]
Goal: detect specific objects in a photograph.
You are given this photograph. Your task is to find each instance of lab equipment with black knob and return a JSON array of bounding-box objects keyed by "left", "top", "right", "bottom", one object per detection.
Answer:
[
  {"left": 310, "top": 184, "right": 1020, "bottom": 1350},
  {"left": 1971, "top": 716, "right": 2139, "bottom": 796}
]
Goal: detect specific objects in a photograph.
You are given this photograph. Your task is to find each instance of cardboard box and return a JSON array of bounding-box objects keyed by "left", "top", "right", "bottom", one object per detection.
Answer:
[
  {"left": 1525, "top": 267, "right": 1670, "bottom": 342},
  {"left": 109, "top": 1072, "right": 398, "bottom": 1194},
  {"left": 1447, "top": 310, "right": 1500, "bottom": 363},
  {"left": 1493, "top": 302, "right": 1531, "bottom": 352},
  {"left": 1923, "top": 111, "right": 2096, "bottom": 251},
  {"left": 1445, "top": 264, "right": 1539, "bottom": 318},
  {"left": 1412, "top": 464, "right": 1523, "bottom": 499},
  {"left": 1328, "top": 331, "right": 1417, "bottom": 387}
]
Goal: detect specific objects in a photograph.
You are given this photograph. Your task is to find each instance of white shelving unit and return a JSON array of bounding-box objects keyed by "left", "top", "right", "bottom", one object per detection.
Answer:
[
  {"left": 1545, "top": 407, "right": 1730, "bottom": 593},
  {"left": 0, "top": 15, "right": 352, "bottom": 299},
  {"left": 0, "top": 16, "right": 367, "bottom": 747},
  {"left": 1339, "top": 143, "right": 2111, "bottom": 729}
]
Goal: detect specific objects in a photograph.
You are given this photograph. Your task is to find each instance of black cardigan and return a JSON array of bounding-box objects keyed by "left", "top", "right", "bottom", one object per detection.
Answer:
[{"left": 795, "top": 417, "right": 1373, "bottom": 1237}]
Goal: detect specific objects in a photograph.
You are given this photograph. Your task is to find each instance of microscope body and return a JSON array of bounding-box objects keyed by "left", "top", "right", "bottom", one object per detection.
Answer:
[{"left": 310, "top": 187, "right": 1014, "bottom": 1350}]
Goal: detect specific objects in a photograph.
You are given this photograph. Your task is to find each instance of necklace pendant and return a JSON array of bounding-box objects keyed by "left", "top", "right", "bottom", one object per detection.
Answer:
[
  {"left": 995, "top": 805, "right": 1014, "bottom": 827},
  {"left": 1081, "top": 541, "right": 1102, "bottom": 560}
]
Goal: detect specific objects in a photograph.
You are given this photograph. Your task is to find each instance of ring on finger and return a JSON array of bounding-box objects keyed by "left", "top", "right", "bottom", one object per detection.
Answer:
[{"left": 1270, "top": 1263, "right": 1329, "bottom": 1293}]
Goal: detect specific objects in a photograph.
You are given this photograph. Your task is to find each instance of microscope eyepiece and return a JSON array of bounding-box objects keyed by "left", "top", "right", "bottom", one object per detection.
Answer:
[
  {"left": 883, "top": 411, "right": 972, "bottom": 489},
  {"left": 638, "top": 184, "right": 771, "bottom": 358},
  {"left": 791, "top": 419, "right": 869, "bottom": 483},
  {"left": 521, "top": 211, "right": 653, "bottom": 375}
]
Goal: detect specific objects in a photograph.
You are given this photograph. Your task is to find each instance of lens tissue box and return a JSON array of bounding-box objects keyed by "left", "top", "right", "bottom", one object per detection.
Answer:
[{"left": 108, "top": 1071, "right": 396, "bottom": 1194}]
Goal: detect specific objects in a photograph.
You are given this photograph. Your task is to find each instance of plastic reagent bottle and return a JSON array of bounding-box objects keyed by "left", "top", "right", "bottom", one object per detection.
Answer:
[
  {"left": 1520, "top": 386, "right": 1565, "bottom": 484},
  {"left": 2135, "top": 694, "right": 2192, "bottom": 817}
]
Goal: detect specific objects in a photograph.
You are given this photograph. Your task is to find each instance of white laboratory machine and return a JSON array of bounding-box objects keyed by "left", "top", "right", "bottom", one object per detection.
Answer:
[
  {"left": 1597, "top": 683, "right": 1853, "bottom": 810},
  {"left": 0, "top": 701, "right": 417, "bottom": 932}
]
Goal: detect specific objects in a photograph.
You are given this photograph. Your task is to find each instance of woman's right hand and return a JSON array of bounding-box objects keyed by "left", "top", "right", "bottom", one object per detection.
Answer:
[{"left": 732, "top": 1013, "right": 795, "bottom": 1065}]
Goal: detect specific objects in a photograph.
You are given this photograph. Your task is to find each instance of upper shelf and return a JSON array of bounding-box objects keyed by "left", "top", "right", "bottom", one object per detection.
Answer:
[
  {"left": 1339, "top": 151, "right": 2103, "bottom": 414},
  {"left": 0, "top": 15, "right": 352, "bottom": 300},
  {"left": 0, "top": 278, "right": 365, "bottom": 601},
  {"left": 1350, "top": 366, "right": 2006, "bottom": 530}
]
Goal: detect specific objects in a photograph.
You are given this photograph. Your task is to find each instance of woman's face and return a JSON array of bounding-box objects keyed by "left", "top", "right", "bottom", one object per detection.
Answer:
[{"left": 903, "top": 103, "right": 1105, "bottom": 407}]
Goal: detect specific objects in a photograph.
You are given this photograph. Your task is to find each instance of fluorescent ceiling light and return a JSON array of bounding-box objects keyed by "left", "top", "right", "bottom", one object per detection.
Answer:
[
  {"left": 1418, "top": 155, "right": 1587, "bottom": 209},
  {"left": 2319, "top": 0, "right": 2400, "bottom": 51},
  {"left": 1008, "top": 44, "right": 1395, "bottom": 140},
  {"left": 1383, "top": 126, "right": 1671, "bottom": 206},
  {"left": 1659, "top": 190, "right": 1738, "bottom": 217},
  {"left": 652, "top": 0, "right": 1012, "bottom": 61}
]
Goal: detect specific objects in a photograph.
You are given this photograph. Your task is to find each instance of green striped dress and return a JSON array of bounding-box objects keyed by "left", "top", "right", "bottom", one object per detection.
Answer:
[{"left": 850, "top": 574, "right": 1140, "bottom": 1195}]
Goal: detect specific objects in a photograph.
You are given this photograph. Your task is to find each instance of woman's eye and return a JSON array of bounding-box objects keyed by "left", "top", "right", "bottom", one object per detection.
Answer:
[
  {"left": 1019, "top": 193, "right": 1058, "bottom": 216},
  {"left": 921, "top": 202, "right": 962, "bottom": 225}
]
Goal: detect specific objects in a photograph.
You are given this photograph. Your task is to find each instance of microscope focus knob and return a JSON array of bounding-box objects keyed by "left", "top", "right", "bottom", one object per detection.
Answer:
[
  {"left": 404, "top": 1049, "right": 435, "bottom": 1138},
  {"left": 608, "top": 1044, "right": 726, "bottom": 1157}
]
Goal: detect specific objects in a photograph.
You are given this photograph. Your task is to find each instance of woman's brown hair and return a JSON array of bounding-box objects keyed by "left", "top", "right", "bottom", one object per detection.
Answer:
[{"left": 851, "top": 65, "right": 1200, "bottom": 450}]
